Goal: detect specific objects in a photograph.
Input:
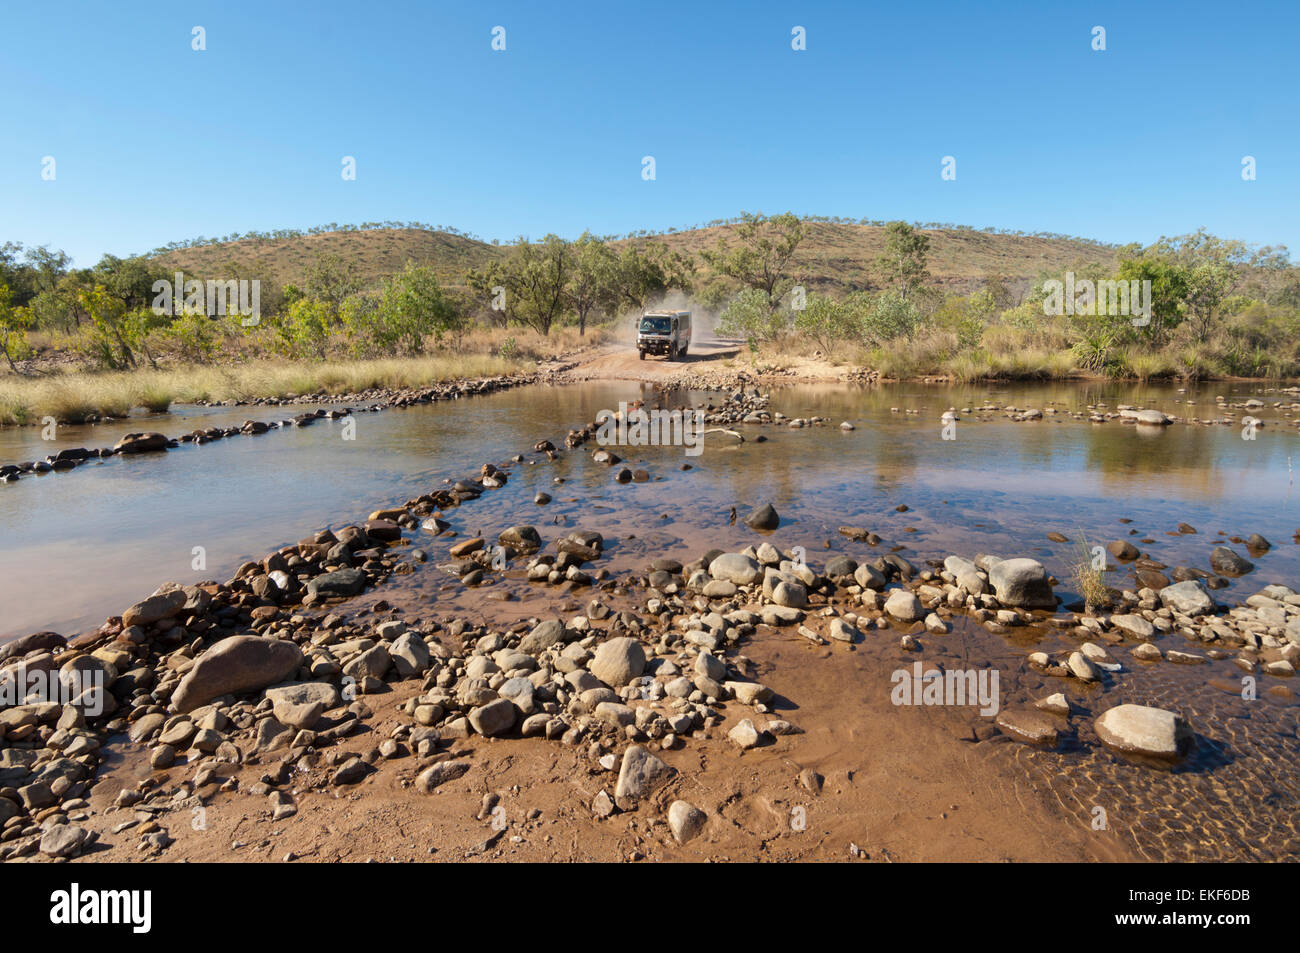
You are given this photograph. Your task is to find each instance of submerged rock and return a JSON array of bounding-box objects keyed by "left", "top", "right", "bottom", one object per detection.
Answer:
[{"left": 1094, "top": 704, "right": 1194, "bottom": 759}]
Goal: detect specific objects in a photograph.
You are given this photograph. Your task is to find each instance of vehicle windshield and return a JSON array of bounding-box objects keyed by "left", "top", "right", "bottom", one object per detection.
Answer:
[{"left": 640, "top": 316, "right": 671, "bottom": 334}]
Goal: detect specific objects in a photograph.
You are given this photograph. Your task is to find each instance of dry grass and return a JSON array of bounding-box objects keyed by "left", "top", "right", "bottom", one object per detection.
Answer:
[
  {"left": 0, "top": 351, "right": 533, "bottom": 426},
  {"left": 1070, "top": 536, "right": 1111, "bottom": 611}
]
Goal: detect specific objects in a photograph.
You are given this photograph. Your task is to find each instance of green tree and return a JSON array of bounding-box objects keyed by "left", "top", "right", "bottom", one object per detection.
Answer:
[
  {"left": 567, "top": 233, "right": 618, "bottom": 335},
  {"left": 274, "top": 297, "right": 332, "bottom": 359},
  {"left": 348, "top": 263, "right": 460, "bottom": 355},
  {"left": 700, "top": 212, "right": 804, "bottom": 312},
  {"left": 468, "top": 235, "right": 571, "bottom": 336},
  {"left": 0, "top": 282, "right": 33, "bottom": 373},
  {"left": 876, "top": 221, "right": 930, "bottom": 300},
  {"left": 794, "top": 294, "right": 856, "bottom": 352},
  {"left": 855, "top": 290, "right": 920, "bottom": 346},
  {"left": 718, "top": 288, "right": 789, "bottom": 344},
  {"left": 1117, "top": 255, "right": 1189, "bottom": 345}
]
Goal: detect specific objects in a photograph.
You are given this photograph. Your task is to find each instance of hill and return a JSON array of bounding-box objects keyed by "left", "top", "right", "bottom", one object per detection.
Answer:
[{"left": 148, "top": 220, "right": 1121, "bottom": 297}]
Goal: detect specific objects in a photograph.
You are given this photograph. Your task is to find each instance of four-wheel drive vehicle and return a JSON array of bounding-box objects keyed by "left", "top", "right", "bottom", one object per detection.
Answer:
[{"left": 637, "top": 310, "right": 691, "bottom": 360}]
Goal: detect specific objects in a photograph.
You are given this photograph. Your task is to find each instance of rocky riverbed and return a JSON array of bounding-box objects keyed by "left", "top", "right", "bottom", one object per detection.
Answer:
[{"left": 1, "top": 384, "right": 1298, "bottom": 863}]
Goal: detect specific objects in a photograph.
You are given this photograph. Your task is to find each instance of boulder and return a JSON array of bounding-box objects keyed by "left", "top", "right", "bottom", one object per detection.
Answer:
[
  {"left": 589, "top": 637, "right": 646, "bottom": 687},
  {"left": 1210, "top": 546, "right": 1254, "bottom": 576},
  {"left": 171, "top": 636, "right": 304, "bottom": 712},
  {"left": 668, "top": 800, "right": 707, "bottom": 844},
  {"left": 307, "top": 568, "right": 367, "bottom": 598},
  {"left": 114, "top": 432, "right": 168, "bottom": 454},
  {"left": 884, "top": 589, "right": 923, "bottom": 622},
  {"left": 1158, "top": 580, "right": 1215, "bottom": 616},
  {"left": 709, "top": 553, "right": 762, "bottom": 586},
  {"left": 389, "top": 632, "right": 431, "bottom": 677},
  {"left": 744, "top": 503, "right": 780, "bottom": 531},
  {"left": 987, "top": 558, "right": 1055, "bottom": 609},
  {"left": 615, "top": 744, "right": 674, "bottom": 809},
  {"left": 265, "top": 682, "right": 338, "bottom": 729},
  {"left": 468, "top": 698, "right": 517, "bottom": 737},
  {"left": 1094, "top": 704, "right": 1194, "bottom": 759}
]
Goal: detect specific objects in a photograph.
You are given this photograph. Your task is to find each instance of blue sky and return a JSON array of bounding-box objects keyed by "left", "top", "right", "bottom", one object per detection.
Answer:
[{"left": 1, "top": 0, "right": 1295, "bottom": 266}]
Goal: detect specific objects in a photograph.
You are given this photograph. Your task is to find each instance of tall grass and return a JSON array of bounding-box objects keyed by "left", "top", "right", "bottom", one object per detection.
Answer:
[{"left": 0, "top": 353, "right": 532, "bottom": 426}]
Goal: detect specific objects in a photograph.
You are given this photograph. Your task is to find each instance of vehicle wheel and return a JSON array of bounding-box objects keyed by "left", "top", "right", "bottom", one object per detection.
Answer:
[{"left": 638, "top": 350, "right": 645, "bottom": 361}]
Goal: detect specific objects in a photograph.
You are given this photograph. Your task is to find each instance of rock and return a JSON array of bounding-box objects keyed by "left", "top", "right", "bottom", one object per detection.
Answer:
[
  {"left": 1067, "top": 651, "right": 1101, "bottom": 681},
  {"left": 987, "top": 558, "right": 1055, "bottom": 609},
  {"left": 1158, "top": 580, "right": 1214, "bottom": 616},
  {"left": 114, "top": 432, "right": 168, "bottom": 454},
  {"left": 995, "top": 709, "right": 1059, "bottom": 745},
  {"left": 1210, "top": 546, "right": 1254, "bottom": 576},
  {"left": 824, "top": 555, "right": 857, "bottom": 580},
  {"left": 343, "top": 644, "right": 391, "bottom": 682},
  {"left": 307, "top": 568, "right": 367, "bottom": 598},
  {"left": 726, "top": 681, "right": 772, "bottom": 705},
  {"left": 728, "top": 718, "right": 762, "bottom": 749},
  {"left": 1109, "top": 614, "right": 1155, "bottom": 639},
  {"left": 771, "top": 580, "right": 808, "bottom": 608},
  {"left": 829, "top": 617, "right": 860, "bottom": 643},
  {"left": 121, "top": 589, "right": 189, "bottom": 628},
  {"left": 1034, "top": 693, "right": 1070, "bottom": 715},
  {"left": 744, "top": 503, "right": 780, "bottom": 531},
  {"left": 172, "top": 636, "right": 304, "bottom": 712},
  {"left": 591, "top": 790, "right": 615, "bottom": 818},
  {"left": 1131, "top": 642, "right": 1162, "bottom": 661},
  {"left": 499, "top": 525, "right": 542, "bottom": 553},
  {"left": 1134, "top": 409, "right": 1171, "bottom": 425},
  {"left": 389, "top": 632, "right": 431, "bottom": 677},
  {"left": 1107, "top": 540, "right": 1139, "bottom": 561},
  {"left": 1094, "top": 704, "right": 1193, "bottom": 759},
  {"left": 519, "top": 619, "right": 566, "bottom": 654},
  {"left": 694, "top": 652, "right": 726, "bottom": 682},
  {"left": 469, "top": 698, "right": 517, "bottom": 736},
  {"left": 0, "top": 630, "right": 66, "bottom": 664},
  {"left": 667, "top": 800, "right": 707, "bottom": 843},
  {"left": 614, "top": 745, "right": 674, "bottom": 809},
  {"left": 265, "top": 682, "right": 338, "bottom": 729},
  {"left": 589, "top": 637, "right": 646, "bottom": 687},
  {"left": 854, "top": 564, "right": 886, "bottom": 590},
  {"left": 924, "top": 613, "right": 948, "bottom": 634},
  {"left": 884, "top": 589, "right": 923, "bottom": 622},
  {"left": 40, "top": 824, "right": 89, "bottom": 858},
  {"left": 709, "top": 553, "right": 762, "bottom": 586},
  {"left": 595, "top": 701, "right": 635, "bottom": 727},
  {"left": 416, "top": 761, "right": 471, "bottom": 792}
]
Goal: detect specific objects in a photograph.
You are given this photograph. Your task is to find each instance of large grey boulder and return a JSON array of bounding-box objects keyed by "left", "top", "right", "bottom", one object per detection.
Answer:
[
  {"left": 614, "top": 744, "right": 674, "bottom": 809},
  {"left": 1158, "top": 580, "right": 1215, "bottom": 616},
  {"left": 307, "top": 568, "right": 367, "bottom": 598},
  {"left": 172, "top": 636, "right": 303, "bottom": 712},
  {"left": 884, "top": 589, "right": 923, "bottom": 622},
  {"left": 589, "top": 637, "right": 646, "bottom": 687},
  {"left": 709, "top": 553, "right": 762, "bottom": 586},
  {"left": 1095, "top": 704, "right": 1194, "bottom": 759},
  {"left": 987, "top": 558, "right": 1055, "bottom": 609}
]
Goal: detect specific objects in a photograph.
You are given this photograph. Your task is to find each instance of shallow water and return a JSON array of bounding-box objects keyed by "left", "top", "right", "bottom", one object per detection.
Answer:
[{"left": 1, "top": 378, "right": 1297, "bottom": 640}]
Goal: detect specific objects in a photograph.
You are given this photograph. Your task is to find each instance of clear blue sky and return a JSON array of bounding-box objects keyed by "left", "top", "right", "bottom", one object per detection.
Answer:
[{"left": 1, "top": 0, "right": 1295, "bottom": 267}]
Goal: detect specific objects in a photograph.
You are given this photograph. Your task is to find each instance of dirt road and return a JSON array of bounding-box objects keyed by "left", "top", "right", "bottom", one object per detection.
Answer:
[{"left": 563, "top": 335, "right": 744, "bottom": 382}]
